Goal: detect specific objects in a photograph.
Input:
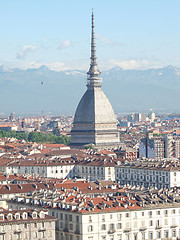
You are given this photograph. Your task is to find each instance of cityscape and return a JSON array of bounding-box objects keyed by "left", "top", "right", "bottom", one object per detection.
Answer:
[{"left": 1, "top": 1, "right": 180, "bottom": 240}]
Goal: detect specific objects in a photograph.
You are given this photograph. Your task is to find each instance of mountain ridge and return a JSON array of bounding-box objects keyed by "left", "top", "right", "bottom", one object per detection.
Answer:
[{"left": 0, "top": 65, "right": 179, "bottom": 114}]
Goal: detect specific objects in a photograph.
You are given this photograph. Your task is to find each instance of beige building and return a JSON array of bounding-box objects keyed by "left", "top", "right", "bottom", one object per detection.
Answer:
[{"left": 0, "top": 208, "right": 56, "bottom": 240}]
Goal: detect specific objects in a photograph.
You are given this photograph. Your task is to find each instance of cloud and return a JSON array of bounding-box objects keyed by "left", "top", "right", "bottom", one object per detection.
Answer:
[
  {"left": 96, "top": 34, "right": 124, "bottom": 46},
  {"left": 17, "top": 45, "right": 37, "bottom": 59},
  {"left": 57, "top": 40, "right": 72, "bottom": 50},
  {"left": 108, "top": 59, "right": 160, "bottom": 70}
]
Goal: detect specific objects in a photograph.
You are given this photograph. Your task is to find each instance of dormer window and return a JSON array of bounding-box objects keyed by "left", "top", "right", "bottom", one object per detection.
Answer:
[
  {"left": 0, "top": 214, "right": 4, "bottom": 221},
  {"left": 32, "top": 212, "right": 37, "bottom": 219},
  {"left": 7, "top": 214, "right": 12, "bottom": 220},
  {"left": 39, "top": 211, "right": 45, "bottom": 219},
  {"left": 15, "top": 213, "right": 20, "bottom": 220}
]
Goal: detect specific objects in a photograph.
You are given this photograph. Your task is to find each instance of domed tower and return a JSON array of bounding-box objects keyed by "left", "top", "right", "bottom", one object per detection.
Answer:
[{"left": 71, "top": 11, "right": 120, "bottom": 147}]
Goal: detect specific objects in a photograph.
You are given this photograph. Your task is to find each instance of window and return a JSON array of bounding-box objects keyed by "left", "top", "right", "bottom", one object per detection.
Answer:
[
  {"left": 125, "top": 213, "right": 129, "bottom": 218},
  {"left": 89, "top": 216, "right": 92, "bottom": 223},
  {"left": 141, "top": 212, "right": 144, "bottom": 216},
  {"left": 149, "top": 232, "right": 153, "bottom": 239},
  {"left": 172, "top": 209, "right": 176, "bottom": 214},
  {"left": 60, "top": 213, "right": 63, "bottom": 220},
  {"left": 117, "top": 213, "right": 121, "bottom": 220},
  {"left": 32, "top": 212, "right": 37, "bottom": 219},
  {"left": 70, "top": 223, "right": 73, "bottom": 230},
  {"left": 101, "top": 224, "right": 106, "bottom": 230},
  {"left": 102, "top": 215, "right": 105, "bottom": 222},
  {"left": 134, "top": 233, "right": 138, "bottom": 240},
  {"left": 110, "top": 214, "right": 113, "bottom": 219},
  {"left": 88, "top": 225, "right": 93, "bottom": 232},
  {"left": 69, "top": 215, "right": 72, "bottom": 221},
  {"left": 165, "top": 219, "right": 168, "bottom": 225},
  {"left": 172, "top": 230, "right": 176, "bottom": 237},
  {"left": 117, "top": 234, "right": 122, "bottom": 240},
  {"left": 117, "top": 223, "right": 122, "bottom": 229},
  {"left": 156, "top": 220, "right": 160, "bottom": 227},
  {"left": 110, "top": 223, "right": 115, "bottom": 230},
  {"left": 157, "top": 211, "right": 160, "bottom": 215},
  {"left": 60, "top": 222, "right": 64, "bottom": 229},
  {"left": 76, "top": 216, "right": 79, "bottom": 222},
  {"left": 156, "top": 231, "right": 161, "bottom": 238},
  {"left": 141, "top": 233, "right": 145, "bottom": 240},
  {"left": 164, "top": 231, "right": 169, "bottom": 239}
]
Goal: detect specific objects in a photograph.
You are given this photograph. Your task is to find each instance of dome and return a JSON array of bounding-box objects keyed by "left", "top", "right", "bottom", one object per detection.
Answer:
[{"left": 74, "top": 87, "right": 117, "bottom": 124}]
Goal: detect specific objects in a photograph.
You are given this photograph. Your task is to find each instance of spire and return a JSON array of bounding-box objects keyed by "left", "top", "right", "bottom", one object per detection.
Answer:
[{"left": 87, "top": 10, "right": 102, "bottom": 87}]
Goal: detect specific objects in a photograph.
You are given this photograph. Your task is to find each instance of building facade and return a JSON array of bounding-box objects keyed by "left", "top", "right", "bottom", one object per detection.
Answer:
[
  {"left": 8, "top": 187, "right": 180, "bottom": 240},
  {"left": 0, "top": 208, "right": 56, "bottom": 240}
]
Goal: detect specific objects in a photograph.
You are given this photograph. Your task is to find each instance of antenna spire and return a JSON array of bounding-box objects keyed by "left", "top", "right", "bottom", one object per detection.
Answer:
[{"left": 87, "top": 10, "right": 101, "bottom": 87}]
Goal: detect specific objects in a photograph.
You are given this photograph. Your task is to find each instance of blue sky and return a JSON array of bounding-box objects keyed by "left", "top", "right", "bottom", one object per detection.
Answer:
[{"left": 1, "top": 0, "right": 180, "bottom": 71}]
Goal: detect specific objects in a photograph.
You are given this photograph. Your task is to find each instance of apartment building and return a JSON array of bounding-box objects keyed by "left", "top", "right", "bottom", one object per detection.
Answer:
[
  {"left": 115, "top": 159, "right": 180, "bottom": 188},
  {"left": 8, "top": 186, "right": 180, "bottom": 240},
  {"left": 139, "top": 133, "right": 165, "bottom": 159},
  {"left": 0, "top": 208, "right": 56, "bottom": 240}
]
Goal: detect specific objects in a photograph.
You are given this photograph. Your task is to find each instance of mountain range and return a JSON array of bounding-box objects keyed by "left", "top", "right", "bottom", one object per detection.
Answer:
[{"left": 0, "top": 65, "right": 180, "bottom": 115}]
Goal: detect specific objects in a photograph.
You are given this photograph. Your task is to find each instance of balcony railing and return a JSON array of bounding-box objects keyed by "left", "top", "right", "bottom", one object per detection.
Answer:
[
  {"left": 38, "top": 227, "right": 46, "bottom": 232},
  {"left": 139, "top": 227, "right": 147, "bottom": 231},
  {"left": 155, "top": 225, "right": 162, "bottom": 229},
  {"left": 63, "top": 227, "right": 69, "bottom": 233},
  {"left": 14, "top": 229, "right": 22, "bottom": 233},
  {"left": 75, "top": 230, "right": 80, "bottom": 234},
  {"left": 108, "top": 229, "right": 115, "bottom": 234}
]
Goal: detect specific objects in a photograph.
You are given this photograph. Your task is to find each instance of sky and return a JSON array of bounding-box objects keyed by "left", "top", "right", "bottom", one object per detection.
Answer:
[{"left": 1, "top": 0, "right": 180, "bottom": 71}]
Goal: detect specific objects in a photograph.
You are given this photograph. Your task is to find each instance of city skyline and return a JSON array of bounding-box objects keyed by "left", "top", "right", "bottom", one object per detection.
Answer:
[{"left": 1, "top": 0, "right": 180, "bottom": 71}]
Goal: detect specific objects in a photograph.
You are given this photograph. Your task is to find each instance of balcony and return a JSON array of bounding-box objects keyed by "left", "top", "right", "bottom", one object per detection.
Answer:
[
  {"left": 123, "top": 228, "right": 131, "bottom": 233},
  {"left": 171, "top": 225, "right": 177, "bottom": 228},
  {"left": 155, "top": 225, "right": 162, "bottom": 229},
  {"left": 14, "top": 229, "right": 21, "bottom": 233},
  {"left": 63, "top": 227, "right": 69, "bottom": 233},
  {"left": 108, "top": 229, "right": 115, "bottom": 234},
  {"left": 38, "top": 227, "right": 46, "bottom": 232},
  {"left": 0, "top": 230, "right": 5, "bottom": 235},
  {"left": 75, "top": 230, "right": 80, "bottom": 235},
  {"left": 139, "top": 227, "right": 147, "bottom": 231}
]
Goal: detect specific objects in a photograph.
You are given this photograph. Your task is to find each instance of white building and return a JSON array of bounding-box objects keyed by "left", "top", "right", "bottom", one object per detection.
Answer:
[
  {"left": 8, "top": 186, "right": 180, "bottom": 240},
  {"left": 115, "top": 159, "right": 180, "bottom": 189},
  {"left": 6, "top": 158, "right": 76, "bottom": 179}
]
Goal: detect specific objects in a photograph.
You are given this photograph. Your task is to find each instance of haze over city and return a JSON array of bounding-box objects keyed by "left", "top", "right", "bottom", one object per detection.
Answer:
[{"left": 1, "top": 0, "right": 180, "bottom": 114}]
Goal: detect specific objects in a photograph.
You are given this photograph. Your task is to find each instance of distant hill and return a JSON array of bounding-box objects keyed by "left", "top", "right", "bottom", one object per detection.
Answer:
[{"left": 0, "top": 65, "right": 180, "bottom": 115}]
